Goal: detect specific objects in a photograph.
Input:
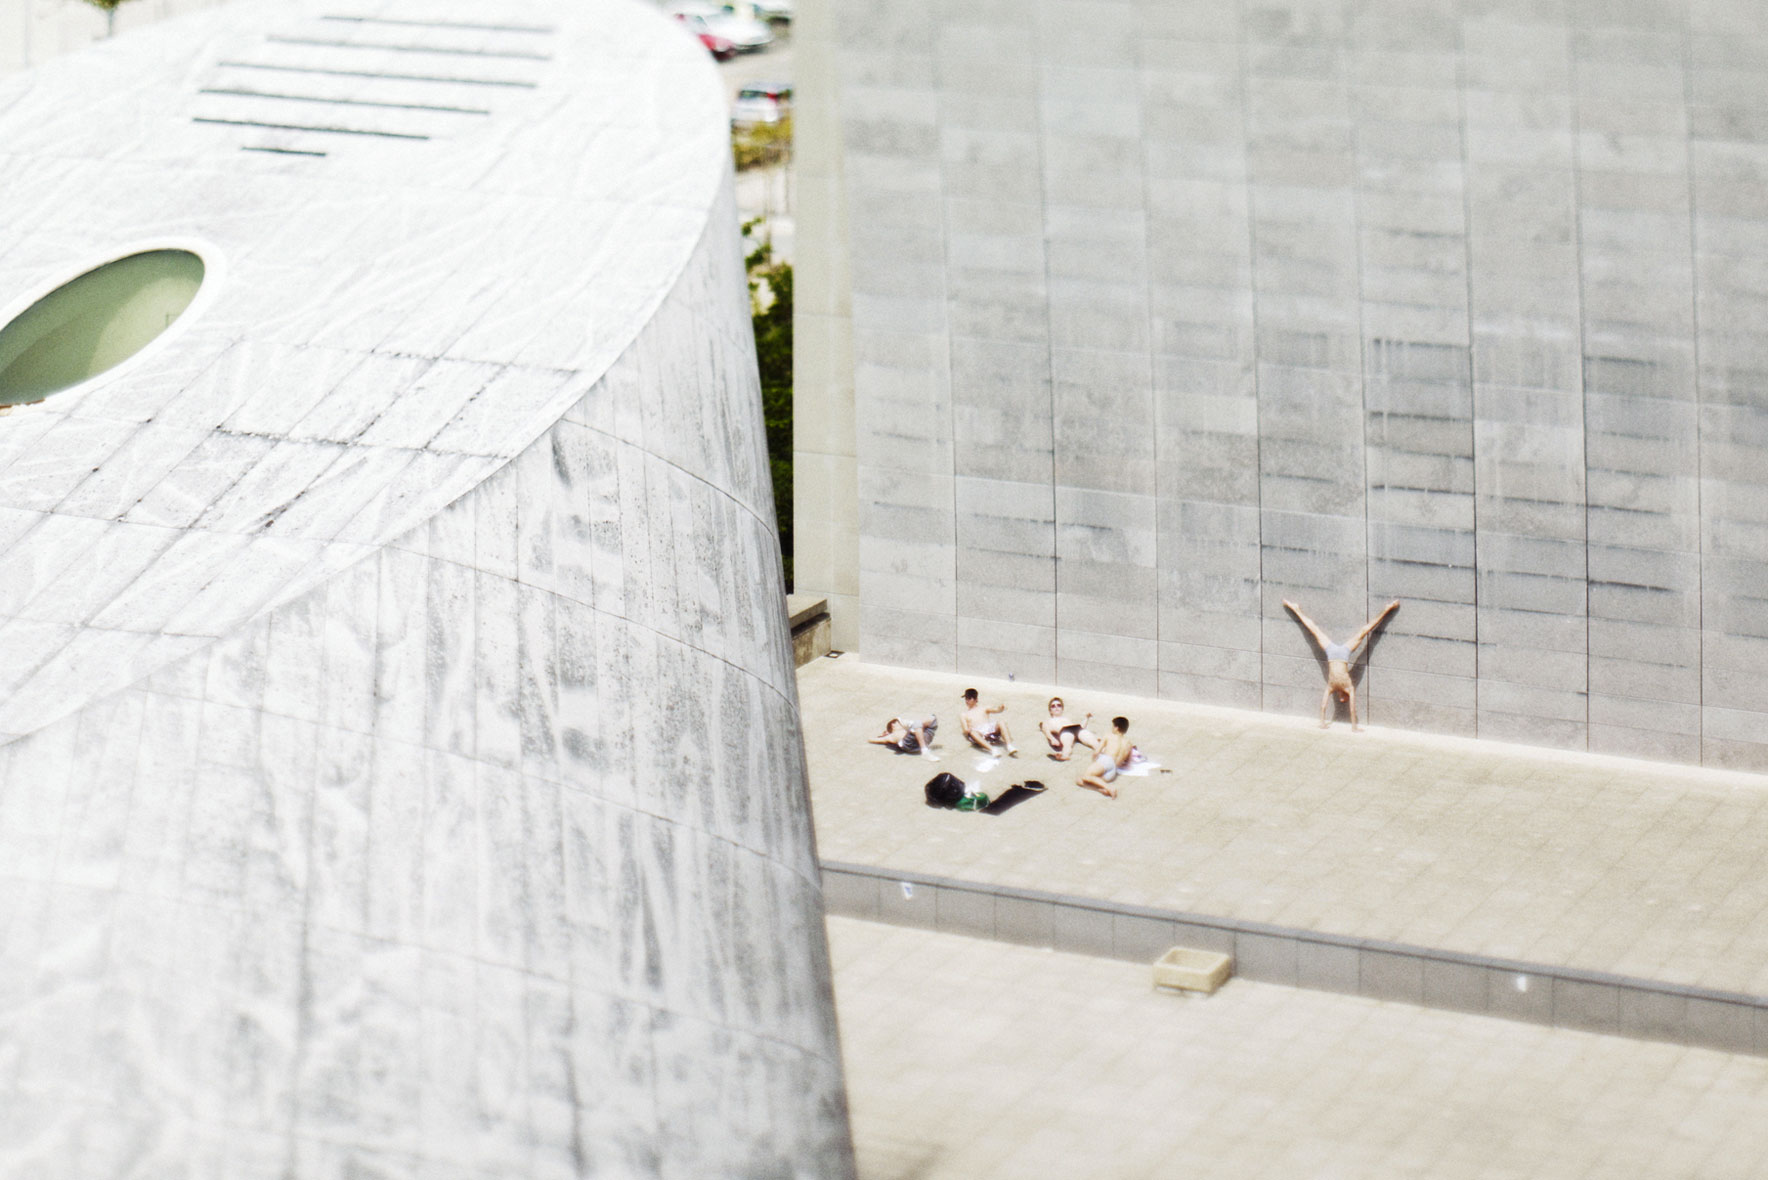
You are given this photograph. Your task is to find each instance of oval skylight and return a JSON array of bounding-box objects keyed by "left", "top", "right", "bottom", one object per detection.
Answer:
[{"left": 0, "top": 249, "right": 205, "bottom": 407}]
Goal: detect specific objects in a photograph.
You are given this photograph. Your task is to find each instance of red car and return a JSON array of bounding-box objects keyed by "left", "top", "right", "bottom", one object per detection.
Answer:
[{"left": 673, "top": 12, "right": 736, "bottom": 60}]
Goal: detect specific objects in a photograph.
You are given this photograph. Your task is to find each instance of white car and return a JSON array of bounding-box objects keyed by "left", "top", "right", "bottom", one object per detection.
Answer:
[
  {"left": 724, "top": 0, "right": 792, "bottom": 22},
  {"left": 731, "top": 82, "right": 792, "bottom": 127},
  {"left": 665, "top": 1, "right": 773, "bottom": 50}
]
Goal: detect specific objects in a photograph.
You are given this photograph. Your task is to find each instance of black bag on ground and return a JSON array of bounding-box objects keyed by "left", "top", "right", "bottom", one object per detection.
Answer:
[
  {"left": 983, "top": 782, "right": 1047, "bottom": 815},
  {"left": 924, "top": 771, "right": 966, "bottom": 808}
]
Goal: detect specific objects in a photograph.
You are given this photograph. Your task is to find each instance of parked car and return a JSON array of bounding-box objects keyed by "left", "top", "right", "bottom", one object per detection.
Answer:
[
  {"left": 673, "top": 12, "right": 736, "bottom": 59},
  {"left": 722, "top": 0, "right": 792, "bottom": 23},
  {"left": 665, "top": 0, "right": 773, "bottom": 51},
  {"left": 731, "top": 82, "right": 792, "bottom": 127}
]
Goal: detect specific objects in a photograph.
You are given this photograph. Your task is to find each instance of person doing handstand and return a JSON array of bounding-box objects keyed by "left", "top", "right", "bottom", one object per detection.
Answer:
[
  {"left": 1283, "top": 599, "right": 1400, "bottom": 732},
  {"left": 867, "top": 715, "right": 938, "bottom": 757},
  {"left": 960, "top": 688, "right": 1017, "bottom": 756},
  {"left": 1039, "top": 697, "right": 1101, "bottom": 761},
  {"left": 1077, "top": 716, "right": 1132, "bottom": 798}
]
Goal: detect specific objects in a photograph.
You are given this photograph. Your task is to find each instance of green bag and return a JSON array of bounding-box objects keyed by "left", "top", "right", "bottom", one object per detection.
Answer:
[{"left": 956, "top": 791, "right": 990, "bottom": 812}]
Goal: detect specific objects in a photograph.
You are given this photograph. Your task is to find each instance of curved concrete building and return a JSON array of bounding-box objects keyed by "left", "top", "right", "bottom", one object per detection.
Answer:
[
  {"left": 1, "top": 0, "right": 229, "bottom": 73},
  {"left": 0, "top": 1, "right": 854, "bottom": 1175},
  {"left": 795, "top": 0, "right": 1768, "bottom": 770}
]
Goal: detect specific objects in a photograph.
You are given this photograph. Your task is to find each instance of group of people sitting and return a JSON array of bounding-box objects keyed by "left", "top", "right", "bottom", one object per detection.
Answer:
[
  {"left": 867, "top": 688, "right": 1136, "bottom": 799},
  {"left": 861, "top": 600, "right": 1406, "bottom": 806}
]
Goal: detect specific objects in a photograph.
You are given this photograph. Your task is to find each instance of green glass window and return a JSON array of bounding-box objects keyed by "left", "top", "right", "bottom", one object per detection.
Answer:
[{"left": 0, "top": 249, "right": 205, "bottom": 407}]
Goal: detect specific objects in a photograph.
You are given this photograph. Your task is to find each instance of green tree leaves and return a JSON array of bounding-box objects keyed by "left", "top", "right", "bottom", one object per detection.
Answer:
[
  {"left": 744, "top": 219, "right": 793, "bottom": 589},
  {"left": 80, "top": 0, "right": 131, "bottom": 36}
]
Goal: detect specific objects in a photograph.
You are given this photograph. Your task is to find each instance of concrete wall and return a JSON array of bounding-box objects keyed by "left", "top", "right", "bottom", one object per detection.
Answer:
[
  {"left": 0, "top": 198, "right": 856, "bottom": 1178},
  {"left": 0, "top": 3, "right": 856, "bottom": 1172},
  {"left": 798, "top": 0, "right": 1768, "bottom": 770},
  {"left": 790, "top": 0, "right": 861, "bottom": 652}
]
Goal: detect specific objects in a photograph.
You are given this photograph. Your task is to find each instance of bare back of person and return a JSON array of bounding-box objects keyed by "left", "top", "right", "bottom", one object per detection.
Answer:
[
  {"left": 1097, "top": 731, "right": 1131, "bottom": 770},
  {"left": 1077, "top": 716, "right": 1131, "bottom": 799}
]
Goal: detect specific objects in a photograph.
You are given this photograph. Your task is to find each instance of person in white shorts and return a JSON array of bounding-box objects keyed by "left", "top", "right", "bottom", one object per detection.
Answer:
[
  {"left": 1282, "top": 599, "right": 1400, "bottom": 731},
  {"left": 1077, "top": 716, "right": 1132, "bottom": 799}
]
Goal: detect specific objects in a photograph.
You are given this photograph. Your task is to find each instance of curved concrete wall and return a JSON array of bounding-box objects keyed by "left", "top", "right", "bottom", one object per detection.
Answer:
[
  {"left": 803, "top": 0, "right": 1768, "bottom": 769},
  {"left": 0, "top": 1, "right": 855, "bottom": 1173},
  {"left": 0, "top": 205, "right": 851, "bottom": 1176}
]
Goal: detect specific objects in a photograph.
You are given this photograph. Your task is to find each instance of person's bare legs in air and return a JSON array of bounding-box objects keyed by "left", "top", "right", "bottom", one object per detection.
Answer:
[{"left": 1282, "top": 599, "right": 1400, "bottom": 732}]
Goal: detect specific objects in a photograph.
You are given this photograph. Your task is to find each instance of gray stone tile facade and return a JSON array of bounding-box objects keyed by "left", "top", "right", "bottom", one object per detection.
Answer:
[{"left": 799, "top": 0, "right": 1768, "bottom": 769}]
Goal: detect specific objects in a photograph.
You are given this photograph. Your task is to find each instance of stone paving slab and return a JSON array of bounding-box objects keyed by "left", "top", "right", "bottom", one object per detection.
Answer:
[
  {"left": 800, "top": 657, "right": 1768, "bottom": 996},
  {"left": 820, "top": 861, "right": 1768, "bottom": 1053},
  {"left": 828, "top": 916, "right": 1768, "bottom": 1180}
]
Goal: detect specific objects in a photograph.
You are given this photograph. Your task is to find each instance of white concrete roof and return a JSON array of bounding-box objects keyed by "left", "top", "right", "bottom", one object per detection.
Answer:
[{"left": 0, "top": 0, "right": 729, "bottom": 744}]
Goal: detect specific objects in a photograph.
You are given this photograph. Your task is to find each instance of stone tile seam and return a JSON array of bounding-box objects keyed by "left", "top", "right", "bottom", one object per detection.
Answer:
[
  {"left": 548, "top": 413, "right": 784, "bottom": 539},
  {"left": 0, "top": 534, "right": 812, "bottom": 741},
  {"left": 9, "top": 876, "right": 836, "bottom": 1036},
  {"left": 821, "top": 860, "right": 1768, "bottom": 1042},
  {"left": 103, "top": 621, "right": 802, "bottom": 745},
  {"left": 7, "top": 678, "right": 819, "bottom": 887}
]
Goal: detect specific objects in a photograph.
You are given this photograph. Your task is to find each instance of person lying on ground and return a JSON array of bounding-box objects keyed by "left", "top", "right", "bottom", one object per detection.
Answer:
[
  {"left": 1282, "top": 598, "right": 1400, "bottom": 732},
  {"left": 1039, "top": 697, "right": 1102, "bottom": 761},
  {"left": 960, "top": 688, "right": 1018, "bottom": 756},
  {"left": 867, "top": 715, "right": 938, "bottom": 757},
  {"left": 1078, "top": 716, "right": 1133, "bottom": 799}
]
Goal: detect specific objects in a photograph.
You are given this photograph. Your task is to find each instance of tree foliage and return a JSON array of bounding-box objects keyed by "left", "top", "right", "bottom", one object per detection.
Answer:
[
  {"left": 80, "top": 0, "right": 131, "bottom": 35},
  {"left": 732, "top": 117, "right": 792, "bottom": 172},
  {"left": 744, "top": 220, "right": 793, "bottom": 589}
]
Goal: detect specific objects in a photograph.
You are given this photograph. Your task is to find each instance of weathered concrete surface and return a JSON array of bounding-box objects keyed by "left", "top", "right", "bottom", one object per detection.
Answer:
[
  {"left": 801, "top": 656, "right": 1768, "bottom": 997},
  {"left": 0, "top": 2, "right": 855, "bottom": 1174},
  {"left": 796, "top": 0, "right": 1768, "bottom": 771},
  {"left": 830, "top": 917, "right": 1768, "bottom": 1180}
]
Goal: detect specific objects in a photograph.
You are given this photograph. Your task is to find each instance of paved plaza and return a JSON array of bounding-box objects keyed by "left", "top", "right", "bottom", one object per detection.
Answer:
[
  {"left": 828, "top": 917, "right": 1768, "bottom": 1180},
  {"left": 801, "top": 657, "right": 1768, "bottom": 995}
]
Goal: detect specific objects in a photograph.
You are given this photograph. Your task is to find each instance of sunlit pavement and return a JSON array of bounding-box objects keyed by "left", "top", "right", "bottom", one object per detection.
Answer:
[
  {"left": 806, "top": 657, "right": 1768, "bottom": 1175},
  {"left": 800, "top": 656, "right": 1768, "bottom": 994},
  {"left": 827, "top": 916, "right": 1768, "bottom": 1180}
]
